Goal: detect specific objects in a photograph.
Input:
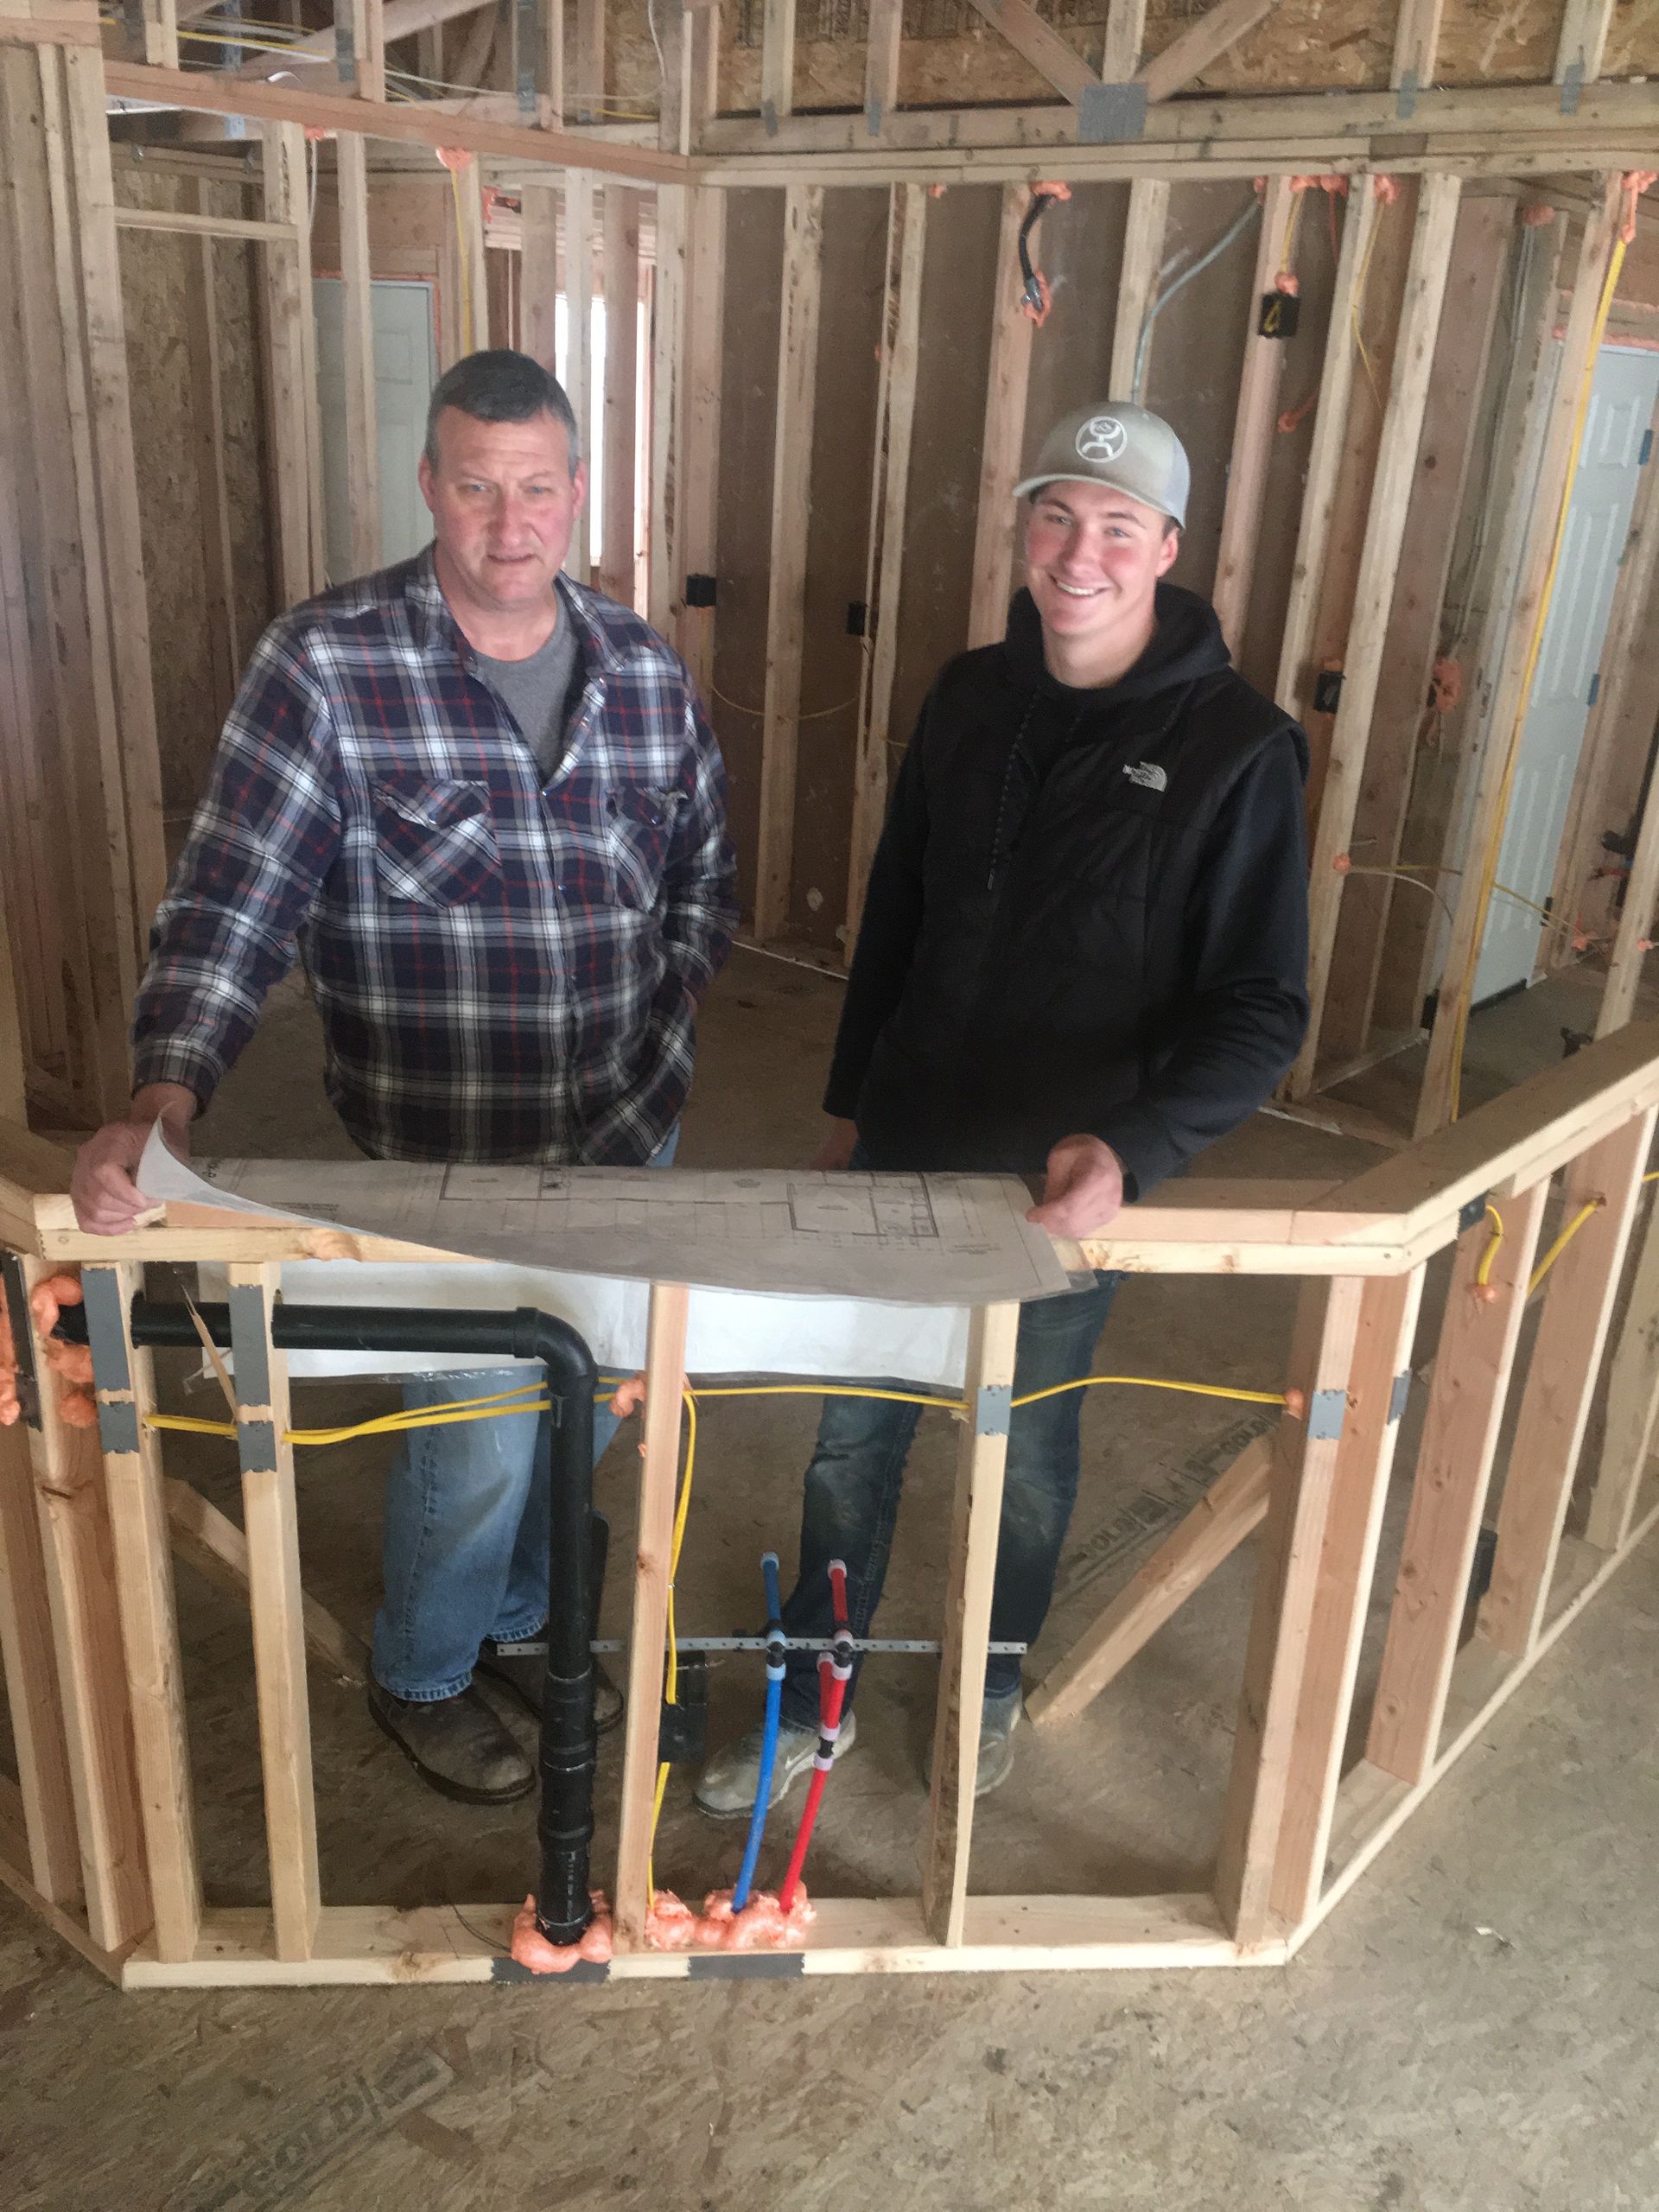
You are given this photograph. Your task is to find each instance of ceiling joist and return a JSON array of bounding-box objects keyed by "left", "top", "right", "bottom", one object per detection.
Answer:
[
  {"left": 100, "top": 55, "right": 690, "bottom": 181},
  {"left": 220, "top": 0, "right": 493, "bottom": 84}
]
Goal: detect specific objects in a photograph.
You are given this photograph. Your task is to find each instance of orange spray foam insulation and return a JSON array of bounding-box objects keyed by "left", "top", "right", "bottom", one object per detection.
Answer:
[
  {"left": 510, "top": 1891, "right": 616, "bottom": 1974},
  {"left": 506, "top": 1885, "right": 817, "bottom": 1973},
  {"left": 1018, "top": 181, "right": 1071, "bottom": 327},
  {"left": 512, "top": 1377, "right": 830, "bottom": 1967},
  {"left": 0, "top": 1268, "right": 97, "bottom": 1428}
]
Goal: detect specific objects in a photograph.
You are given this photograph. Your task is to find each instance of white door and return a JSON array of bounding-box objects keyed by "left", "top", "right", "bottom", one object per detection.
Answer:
[
  {"left": 1472, "top": 345, "right": 1659, "bottom": 1003},
  {"left": 312, "top": 278, "right": 440, "bottom": 585},
  {"left": 550, "top": 294, "right": 610, "bottom": 576}
]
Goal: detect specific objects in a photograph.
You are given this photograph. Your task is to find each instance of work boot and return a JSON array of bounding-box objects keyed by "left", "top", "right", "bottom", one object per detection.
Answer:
[
  {"left": 694, "top": 1712, "right": 859, "bottom": 1819},
  {"left": 475, "top": 1638, "right": 624, "bottom": 1735},
  {"left": 924, "top": 1687, "right": 1023, "bottom": 1800},
  {"left": 367, "top": 1680, "right": 534, "bottom": 1805}
]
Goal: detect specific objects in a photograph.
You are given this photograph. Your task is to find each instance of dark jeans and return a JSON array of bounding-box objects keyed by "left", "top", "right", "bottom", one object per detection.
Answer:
[{"left": 778, "top": 1269, "right": 1121, "bottom": 1726}]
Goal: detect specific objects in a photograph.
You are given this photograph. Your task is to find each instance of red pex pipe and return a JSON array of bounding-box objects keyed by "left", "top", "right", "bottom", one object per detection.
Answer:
[{"left": 778, "top": 1560, "right": 853, "bottom": 1913}]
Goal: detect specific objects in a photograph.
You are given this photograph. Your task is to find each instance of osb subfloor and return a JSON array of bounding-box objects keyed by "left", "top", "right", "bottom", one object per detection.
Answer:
[{"left": 6, "top": 947, "right": 1659, "bottom": 2210}]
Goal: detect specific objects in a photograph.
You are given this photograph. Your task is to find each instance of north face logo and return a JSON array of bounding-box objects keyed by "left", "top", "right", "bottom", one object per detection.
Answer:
[{"left": 1122, "top": 761, "right": 1167, "bottom": 792}]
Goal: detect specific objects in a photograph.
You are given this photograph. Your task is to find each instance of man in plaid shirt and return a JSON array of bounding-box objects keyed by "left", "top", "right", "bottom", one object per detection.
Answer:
[{"left": 73, "top": 351, "right": 739, "bottom": 1804}]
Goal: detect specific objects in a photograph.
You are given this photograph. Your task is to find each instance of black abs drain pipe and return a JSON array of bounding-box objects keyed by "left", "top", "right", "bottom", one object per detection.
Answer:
[{"left": 72, "top": 1294, "right": 601, "bottom": 1947}]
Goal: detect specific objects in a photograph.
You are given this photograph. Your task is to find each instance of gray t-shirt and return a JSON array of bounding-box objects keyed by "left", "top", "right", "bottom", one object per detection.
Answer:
[{"left": 477, "top": 610, "right": 582, "bottom": 781}]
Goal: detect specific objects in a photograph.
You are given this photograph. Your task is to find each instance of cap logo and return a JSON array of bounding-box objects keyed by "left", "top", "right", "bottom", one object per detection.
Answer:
[{"left": 1076, "top": 414, "right": 1128, "bottom": 464}]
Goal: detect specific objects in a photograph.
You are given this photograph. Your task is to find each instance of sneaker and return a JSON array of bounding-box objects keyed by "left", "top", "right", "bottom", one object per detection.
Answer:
[
  {"left": 476, "top": 1640, "right": 625, "bottom": 1734},
  {"left": 695, "top": 1712, "right": 859, "bottom": 1819},
  {"left": 925, "top": 1688, "right": 1022, "bottom": 1800},
  {"left": 367, "top": 1681, "right": 534, "bottom": 1805}
]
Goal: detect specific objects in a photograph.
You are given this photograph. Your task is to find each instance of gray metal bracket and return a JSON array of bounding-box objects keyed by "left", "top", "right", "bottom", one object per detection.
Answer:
[
  {"left": 1079, "top": 81, "right": 1147, "bottom": 144},
  {"left": 1307, "top": 1386, "right": 1347, "bottom": 1441},
  {"left": 975, "top": 1382, "right": 1013, "bottom": 1437},
  {"left": 80, "top": 1268, "right": 140, "bottom": 1455},
  {"left": 226, "top": 1283, "right": 278, "bottom": 1473}
]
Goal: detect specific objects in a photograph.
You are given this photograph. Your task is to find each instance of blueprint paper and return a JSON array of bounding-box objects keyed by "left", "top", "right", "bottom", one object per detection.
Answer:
[
  {"left": 137, "top": 1128, "right": 1078, "bottom": 1389},
  {"left": 136, "top": 1128, "right": 1071, "bottom": 1306}
]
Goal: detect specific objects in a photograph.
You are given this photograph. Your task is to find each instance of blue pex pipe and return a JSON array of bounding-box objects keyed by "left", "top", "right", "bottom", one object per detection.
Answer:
[{"left": 732, "top": 1551, "right": 785, "bottom": 1912}]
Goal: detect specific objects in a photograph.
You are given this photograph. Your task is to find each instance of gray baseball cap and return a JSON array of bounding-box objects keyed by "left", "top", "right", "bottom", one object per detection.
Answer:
[{"left": 1014, "top": 400, "right": 1190, "bottom": 530}]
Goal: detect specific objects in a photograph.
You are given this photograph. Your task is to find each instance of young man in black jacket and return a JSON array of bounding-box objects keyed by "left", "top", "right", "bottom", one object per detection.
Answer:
[{"left": 698, "top": 401, "right": 1311, "bottom": 1811}]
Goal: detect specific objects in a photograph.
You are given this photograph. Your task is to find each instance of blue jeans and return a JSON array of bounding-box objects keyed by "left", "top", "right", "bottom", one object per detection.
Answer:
[
  {"left": 779, "top": 1269, "right": 1121, "bottom": 1726},
  {"left": 372, "top": 1128, "right": 677, "bottom": 1701}
]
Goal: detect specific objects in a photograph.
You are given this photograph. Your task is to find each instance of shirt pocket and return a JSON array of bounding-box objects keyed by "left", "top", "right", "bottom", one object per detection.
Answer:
[
  {"left": 604, "top": 784, "right": 678, "bottom": 913},
  {"left": 1060, "top": 787, "right": 1166, "bottom": 907},
  {"left": 371, "top": 775, "right": 503, "bottom": 907}
]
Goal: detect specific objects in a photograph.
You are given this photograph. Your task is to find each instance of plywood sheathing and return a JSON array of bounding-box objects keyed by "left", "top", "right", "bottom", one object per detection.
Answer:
[
  {"left": 600, "top": 0, "right": 1659, "bottom": 123},
  {"left": 111, "top": 148, "right": 276, "bottom": 816},
  {"left": 1020, "top": 183, "right": 1129, "bottom": 461},
  {"left": 788, "top": 187, "right": 886, "bottom": 953},
  {"left": 1319, "top": 192, "right": 1514, "bottom": 1072},
  {"left": 1236, "top": 181, "right": 1343, "bottom": 699},
  {"left": 308, "top": 165, "right": 458, "bottom": 366},
  {"left": 1136, "top": 179, "right": 1262, "bottom": 599},
  {"left": 0, "top": 46, "right": 161, "bottom": 1126},
  {"left": 711, "top": 189, "right": 786, "bottom": 925},
  {"left": 709, "top": 174, "right": 1324, "bottom": 944},
  {"left": 1297, "top": 179, "right": 1419, "bottom": 835},
  {"left": 886, "top": 185, "right": 1001, "bottom": 767},
  {"left": 1374, "top": 201, "right": 1659, "bottom": 1047}
]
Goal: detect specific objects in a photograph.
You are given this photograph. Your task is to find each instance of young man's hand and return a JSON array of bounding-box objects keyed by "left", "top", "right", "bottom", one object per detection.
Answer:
[
  {"left": 1027, "top": 1134, "right": 1125, "bottom": 1236},
  {"left": 810, "top": 1116, "right": 859, "bottom": 1171},
  {"left": 71, "top": 1084, "right": 198, "bottom": 1236}
]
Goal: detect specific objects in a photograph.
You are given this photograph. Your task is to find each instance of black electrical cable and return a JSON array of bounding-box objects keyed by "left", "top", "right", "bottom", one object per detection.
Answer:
[{"left": 1018, "top": 188, "right": 1061, "bottom": 317}]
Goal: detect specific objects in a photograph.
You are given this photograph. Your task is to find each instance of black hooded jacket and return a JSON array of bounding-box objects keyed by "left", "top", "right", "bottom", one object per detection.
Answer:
[{"left": 823, "top": 582, "right": 1311, "bottom": 1198}]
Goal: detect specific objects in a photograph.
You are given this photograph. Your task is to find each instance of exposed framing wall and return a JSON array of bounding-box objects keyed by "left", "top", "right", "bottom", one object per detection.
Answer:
[
  {"left": 0, "top": 41, "right": 167, "bottom": 1128},
  {"left": 6, "top": 1018, "right": 1659, "bottom": 1985},
  {"left": 110, "top": 147, "right": 279, "bottom": 814},
  {"left": 3, "top": 0, "right": 1659, "bottom": 1137}
]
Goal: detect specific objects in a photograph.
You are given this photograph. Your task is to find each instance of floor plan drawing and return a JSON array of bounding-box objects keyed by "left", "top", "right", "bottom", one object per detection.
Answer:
[{"left": 137, "top": 1131, "right": 1076, "bottom": 1305}]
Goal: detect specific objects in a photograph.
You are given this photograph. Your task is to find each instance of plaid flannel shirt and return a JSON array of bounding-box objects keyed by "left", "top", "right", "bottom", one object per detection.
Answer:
[{"left": 133, "top": 552, "right": 739, "bottom": 1165}]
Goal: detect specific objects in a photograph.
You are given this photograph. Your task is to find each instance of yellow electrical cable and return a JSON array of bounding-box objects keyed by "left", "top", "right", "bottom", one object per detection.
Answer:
[
  {"left": 134, "top": 22, "right": 337, "bottom": 58},
  {"left": 147, "top": 1379, "right": 550, "bottom": 1447},
  {"left": 1351, "top": 199, "right": 1386, "bottom": 410},
  {"left": 685, "top": 1381, "right": 960, "bottom": 1412},
  {"left": 1446, "top": 220, "right": 1630, "bottom": 1121},
  {"left": 1478, "top": 1179, "right": 1636, "bottom": 1300},
  {"left": 143, "top": 1353, "right": 1296, "bottom": 1914},
  {"left": 142, "top": 1376, "right": 646, "bottom": 1448},
  {"left": 1013, "top": 1374, "right": 1287, "bottom": 1412},
  {"left": 646, "top": 1386, "right": 699, "bottom": 1909},
  {"left": 1343, "top": 865, "right": 1458, "bottom": 932},
  {"left": 124, "top": 12, "right": 648, "bottom": 110},
  {"left": 1476, "top": 1202, "right": 1504, "bottom": 1287},
  {"left": 1258, "top": 188, "right": 1305, "bottom": 340},
  {"left": 1351, "top": 861, "right": 1565, "bottom": 925},
  {"left": 143, "top": 1367, "right": 1294, "bottom": 1448},
  {"left": 711, "top": 684, "right": 861, "bottom": 727},
  {"left": 1527, "top": 1199, "right": 1602, "bottom": 1297}
]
